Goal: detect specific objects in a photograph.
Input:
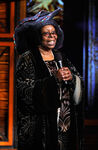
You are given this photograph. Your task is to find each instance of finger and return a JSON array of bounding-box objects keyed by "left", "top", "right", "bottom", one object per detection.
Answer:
[
  {"left": 63, "top": 71, "right": 71, "bottom": 76},
  {"left": 62, "top": 68, "right": 71, "bottom": 74},
  {"left": 63, "top": 67, "right": 69, "bottom": 71},
  {"left": 63, "top": 77, "right": 72, "bottom": 81},
  {"left": 63, "top": 74, "right": 73, "bottom": 81}
]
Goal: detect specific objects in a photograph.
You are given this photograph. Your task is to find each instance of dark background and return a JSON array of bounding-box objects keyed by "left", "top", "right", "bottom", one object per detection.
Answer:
[{"left": 63, "top": 0, "right": 88, "bottom": 76}]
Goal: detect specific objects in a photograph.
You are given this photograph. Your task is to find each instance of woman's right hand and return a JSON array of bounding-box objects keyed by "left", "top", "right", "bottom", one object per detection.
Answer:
[{"left": 56, "top": 67, "right": 72, "bottom": 82}]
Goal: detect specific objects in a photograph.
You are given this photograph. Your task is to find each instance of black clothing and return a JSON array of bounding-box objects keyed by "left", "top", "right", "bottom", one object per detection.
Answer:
[{"left": 16, "top": 49, "right": 84, "bottom": 150}]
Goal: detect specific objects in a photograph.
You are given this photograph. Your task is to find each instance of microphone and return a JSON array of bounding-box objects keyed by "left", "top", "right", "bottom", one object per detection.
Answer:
[
  {"left": 54, "top": 52, "right": 63, "bottom": 69},
  {"left": 54, "top": 52, "right": 67, "bottom": 84}
]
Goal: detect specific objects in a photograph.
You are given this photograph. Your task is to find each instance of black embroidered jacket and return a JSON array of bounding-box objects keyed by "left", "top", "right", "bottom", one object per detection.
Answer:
[{"left": 16, "top": 48, "right": 84, "bottom": 150}]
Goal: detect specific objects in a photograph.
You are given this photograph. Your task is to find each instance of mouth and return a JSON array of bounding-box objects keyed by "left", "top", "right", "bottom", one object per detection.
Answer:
[{"left": 47, "top": 40, "right": 56, "bottom": 45}]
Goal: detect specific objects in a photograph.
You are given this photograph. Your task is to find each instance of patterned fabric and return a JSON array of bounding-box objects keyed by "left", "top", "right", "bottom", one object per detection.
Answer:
[
  {"left": 16, "top": 49, "right": 84, "bottom": 150},
  {"left": 45, "top": 60, "right": 75, "bottom": 133},
  {"left": 45, "top": 60, "right": 57, "bottom": 76},
  {"left": 59, "top": 100, "right": 70, "bottom": 132},
  {"left": 16, "top": 50, "right": 60, "bottom": 150},
  {"left": 15, "top": 8, "right": 62, "bottom": 28}
]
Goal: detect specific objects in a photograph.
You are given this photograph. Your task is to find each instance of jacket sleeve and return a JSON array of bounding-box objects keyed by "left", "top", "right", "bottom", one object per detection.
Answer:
[
  {"left": 64, "top": 57, "right": 85, "bottom": 149},
  {"left": 64, "top": 57, "right": 84, "bottom": 105},
  {"left": 16, "top": 51, "right": 59, "bottom": 113}
]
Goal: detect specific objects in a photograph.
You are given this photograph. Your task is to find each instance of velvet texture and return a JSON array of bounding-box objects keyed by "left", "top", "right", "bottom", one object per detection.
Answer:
[{"left": 16, "top": 49, "right": 84, "bottom": 150}]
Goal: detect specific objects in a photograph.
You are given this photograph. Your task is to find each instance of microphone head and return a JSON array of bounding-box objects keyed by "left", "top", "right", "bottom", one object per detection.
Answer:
[
  {"left": 54, "top": 51, "right": 63, "bottom": 68},
  {"left": 54, "top": 51, "right": 62, "bottom": 61}
]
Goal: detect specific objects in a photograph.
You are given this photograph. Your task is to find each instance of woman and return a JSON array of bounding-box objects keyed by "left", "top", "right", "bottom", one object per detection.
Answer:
[{"left": 15, "top": 8, "right": 84, "bottom": 150}]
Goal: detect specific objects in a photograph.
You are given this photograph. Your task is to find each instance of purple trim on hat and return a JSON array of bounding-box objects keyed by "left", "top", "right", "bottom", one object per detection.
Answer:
[
  {"left": 16, "top": 10, "right": 43, "bottom": 28},
  {"left": 16, "top": 8, "right": 62, "bottom": 28},
  {"left": 40, "top": 14, "right": 51, "bottom": 22}
]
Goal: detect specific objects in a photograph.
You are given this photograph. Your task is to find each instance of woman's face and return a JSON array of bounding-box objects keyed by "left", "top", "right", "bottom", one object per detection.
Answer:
[{"left": 40, "top": 25, "right": 58, "bottom": 50}]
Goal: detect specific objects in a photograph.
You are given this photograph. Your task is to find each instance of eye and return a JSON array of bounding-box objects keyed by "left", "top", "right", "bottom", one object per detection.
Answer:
[
  {"left": 42, "top": 32, "right": 49, "bottom": 36},
  {"left": 51, "top": 31, "right": 57, "bottom": 35},
  {"left": 42, "top": 31, "right": 57, "bottom": 37}
]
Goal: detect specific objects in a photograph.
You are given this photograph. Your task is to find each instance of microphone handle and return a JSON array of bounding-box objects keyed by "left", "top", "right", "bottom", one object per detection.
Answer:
[
  {"left": 58, "top": 60, "right": 63, "bottom": 68},
  {"left": 57, "top": 60, "right": 68, "bottom": 85}
]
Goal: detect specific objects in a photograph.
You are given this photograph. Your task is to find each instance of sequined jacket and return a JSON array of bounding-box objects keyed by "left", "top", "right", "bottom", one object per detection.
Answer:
[{"left": 16, "top": 48, "right": 84, "bottom": 150}]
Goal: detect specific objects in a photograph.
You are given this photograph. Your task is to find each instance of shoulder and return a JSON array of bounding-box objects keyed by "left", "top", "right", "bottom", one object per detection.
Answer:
[
  {"left": 16, "top": 50, "right": 34, "bottom": 69},
  {"left": 20, "top": 50, "right": 33, "bottom": 60},
  {"left": 17, "top": 50, "right": 33, "bottom": 63}
]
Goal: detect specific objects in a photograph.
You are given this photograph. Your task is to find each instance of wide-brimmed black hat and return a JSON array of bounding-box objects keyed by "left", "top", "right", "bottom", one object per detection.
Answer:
[{"left": 14, "top": 8, "right": 64, "bottom": 54}]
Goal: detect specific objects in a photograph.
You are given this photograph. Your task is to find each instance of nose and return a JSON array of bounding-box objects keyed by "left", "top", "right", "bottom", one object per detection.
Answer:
[
  {"left": 48, "top": 33, "right": 52, "bottom": 38},
  {"left": 48, "top": 32, "right": 55, "bottom": 38}
]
